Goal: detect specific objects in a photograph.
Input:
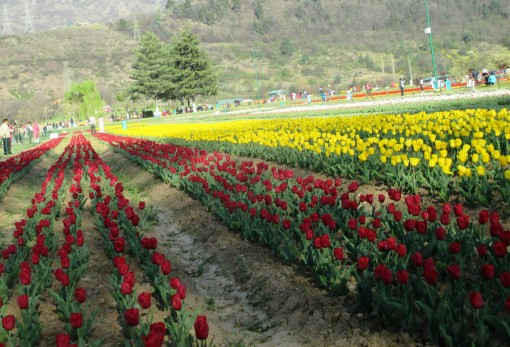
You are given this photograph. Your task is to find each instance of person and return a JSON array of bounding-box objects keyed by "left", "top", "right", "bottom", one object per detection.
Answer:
[
  {"left": 347, "top": 87, "right": 353, "bottom": 101},
  {"left": 467, "top": 76, "right": 476, "bottom": 91},
  {"left": 399, "top": 78, "right": 406, "bottom": 96},
  {"left": 89, "top": 116, "right": 96, "bottom": 135},
  {"left": 319, "top": 88, "right": 327, "bottom": 103},
  {"left": 0, "top": 119, "right": 11, "bottom": 156},
  {"left": 19, "top": 123, "right": 26, "bottom": 144},
  {"left": 33, "top": 121, "right": 40, "bottom": 143},
  {"left": 482, "top": 70, "right": 489, "bottom": 85},
  {"left": 365, "top": 83, "right": 373, "bottom": 99},
  {"left": 26, "top": 122, "right": 33, "bottom": 144},
  {"left": 488, "top": 72, "right": 497, "bottom": 86},
  {"left": 419, "top": 79, "right": 425, "bottom": 94},
  {"left": 8, "top": 122, "right": 14, "bottom": 153},
  {"left": 12, "top": 121, "right": 18, "bottom": 145},
  {"left": 445, "top": 77, "right": 452, "bottom": 90}
]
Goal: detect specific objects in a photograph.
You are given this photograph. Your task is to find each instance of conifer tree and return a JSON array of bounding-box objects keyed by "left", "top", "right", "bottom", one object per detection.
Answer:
[
  {"left": 129, "top": 32, "right": 167, "bottom": 101},
  {"left": 169, "top": 30, "right": 217, "bottom": 106}
]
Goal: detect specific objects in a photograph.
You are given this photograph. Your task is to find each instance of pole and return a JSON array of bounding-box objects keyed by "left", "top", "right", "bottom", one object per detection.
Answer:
[
  {"left": 252, "top": 49, "right": 260, "bottom": 99},
  {"left": 391, "top": 55, "right": 396, "bottom": 82},
  {"left": 407, "top": 55, "right": 414, "bottom": 86},
  {"left": 424, "top": 0, "right": 438, "bottom": 81}
]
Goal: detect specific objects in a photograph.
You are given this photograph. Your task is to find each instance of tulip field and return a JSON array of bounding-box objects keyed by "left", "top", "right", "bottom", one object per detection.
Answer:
[
  {"left": 108, "top": 109, "right": 510, "bottom": 207},
  {"left": 100, "top": 107, "right": 509, "bottom": 346},
  {"left": 0, "top": 134, "right": 208, "bottom": 347},
  {"left": 0, "top": 107, "right": 508, "bottom": 346},
  {"left": 0, "top": 137, "right": 64, "bottom": 201}
]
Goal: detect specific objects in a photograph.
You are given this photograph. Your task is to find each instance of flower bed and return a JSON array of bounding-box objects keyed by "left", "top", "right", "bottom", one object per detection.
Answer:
[
  {"left": 106, "top": 109, "right": 510, "bottom": 207},
  {"left": 96, "top": 132, "right": 510, "bottom": 346},
  {"left": 0, "top": 135, "right": 211, "bottom": 347},
  {"left": 0, "top": 136, "right": 73, "bottom": 345},
  {"left": 0, "top": 136, "right": 65, "bottom": 200}
]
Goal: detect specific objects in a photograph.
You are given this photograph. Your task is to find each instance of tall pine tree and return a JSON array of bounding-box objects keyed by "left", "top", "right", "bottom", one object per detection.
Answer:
[
  {"left": 129, "top": 32, "right": 169, "bottom": 102},
  {"left": 169, "top": 30, "right": 217, "bottom": 106}
]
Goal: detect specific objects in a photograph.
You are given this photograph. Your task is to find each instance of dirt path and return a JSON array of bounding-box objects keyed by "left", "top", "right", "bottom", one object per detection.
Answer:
[
  {"left": 0, "top": 138, "right": 69, "bottom": 245},
  {"left": 91, "top": 138, "right": 431, "bottom": 347}
]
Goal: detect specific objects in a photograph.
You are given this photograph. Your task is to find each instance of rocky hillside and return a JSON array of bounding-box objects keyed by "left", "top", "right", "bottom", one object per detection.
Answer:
[{"left": 1, "top": 0, "right": 164, "bottom": 34}]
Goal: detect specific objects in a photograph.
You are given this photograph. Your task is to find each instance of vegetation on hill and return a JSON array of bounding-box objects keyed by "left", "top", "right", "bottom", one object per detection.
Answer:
[
  {"left": 130, "top": 30, "right": 217, "bottom": 107},
  {"left": 0, "top": 0, "right": 509, "bottom": 120}
]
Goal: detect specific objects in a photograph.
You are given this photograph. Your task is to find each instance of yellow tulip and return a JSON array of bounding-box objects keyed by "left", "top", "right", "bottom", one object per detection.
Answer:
[{"left": 409, "top": 157, "right": 420, "bottom": 167}]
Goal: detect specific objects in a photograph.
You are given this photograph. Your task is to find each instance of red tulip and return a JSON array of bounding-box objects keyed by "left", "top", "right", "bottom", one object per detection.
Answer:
[
  {"left": 124, "top": 308, "right": 139, "bottom": 326},
  {"left": 469, "top": 292, "right": 484, "bottom": 309},
  {"left": 194, "top": 316, "right": 209, "bottom": 340}
]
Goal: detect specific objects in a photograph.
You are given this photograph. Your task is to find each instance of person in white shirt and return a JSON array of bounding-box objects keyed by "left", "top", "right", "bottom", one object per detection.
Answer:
[
  {"left": 89, "top": 116, "right": 96, "bottom": 135},
  {"left": 0, "top": 119, "right": 11, "bottom": 156}
]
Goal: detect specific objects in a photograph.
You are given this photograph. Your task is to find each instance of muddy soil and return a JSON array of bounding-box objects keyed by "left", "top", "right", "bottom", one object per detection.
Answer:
[{"left": 91, "top": 138, "right": 431, "bottom": 347}]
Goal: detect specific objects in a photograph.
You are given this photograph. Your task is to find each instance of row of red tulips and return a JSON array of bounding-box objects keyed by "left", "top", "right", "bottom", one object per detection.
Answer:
[
  {"left": 51, "top": 139, "right": 101, "bottom": 347},
  {"left": 74, "top": 135, "right": 209, "bottom": 346},
  {"left": 95, "top": 132, "right": 509, "bottom": 346},
  {"left": 0, "top": 135, "right": 74, "bottom": 346},
  {"left": 0, "top": 135, "right": 210, "bottom": 346},
  {"left": 0, "top": 136, "right": 65, "bottom": 200}
]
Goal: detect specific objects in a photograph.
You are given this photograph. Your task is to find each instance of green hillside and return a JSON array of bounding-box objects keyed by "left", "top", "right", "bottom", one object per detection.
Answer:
[{"left": 1, "top": 0, "right": 510, "bottom": 120}]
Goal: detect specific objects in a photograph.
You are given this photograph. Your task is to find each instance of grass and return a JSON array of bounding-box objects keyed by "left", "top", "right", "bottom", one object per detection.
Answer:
[
  {"left": 109, "top": 91, "right": 510, "bottom": 128},
  {"left": 0, "top": 136, "right": 50, "bottom": 159}
]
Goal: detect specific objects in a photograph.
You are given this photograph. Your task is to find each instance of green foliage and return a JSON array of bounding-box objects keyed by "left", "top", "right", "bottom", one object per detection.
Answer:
[
  {"left": 169, "top": 30, "right": 218, "bottom": 105},
  {"left": 129, "top": 30, "right": 217, "bottom": 106},
  {"left": 116, "top": 19, "right": 131, "bottom": 32},
  {"left": 8, "top": 87, "right": 34, "bottom": 101},
  {"left": 64, "top": 80, "right": 104, "bottom": 120},
  {"left": 253, "top": 0, "right": 265, "bottom": 20},
  {"left": 279, "top": 40, "right": 295, "bottom": 56},
  {"left": 129, "top": 32, "right": 168, "bottom": 101},
  {"left": 171, "top": 0, "right": 236, "bottom": 25}
]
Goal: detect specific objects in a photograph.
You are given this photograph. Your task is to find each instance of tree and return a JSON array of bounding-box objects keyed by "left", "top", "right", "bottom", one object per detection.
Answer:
[
  {"left": 169, "top": 30, "right": 217, "bottom": 106},
  {"left": 129, "top": 32, "right": 169, "bottom": 102},
  {"left": 64, "top": 81, "right": 104, "bottom": 120},
  {"left": 280, "top": 39, "right": 295, "bottom": 56}
]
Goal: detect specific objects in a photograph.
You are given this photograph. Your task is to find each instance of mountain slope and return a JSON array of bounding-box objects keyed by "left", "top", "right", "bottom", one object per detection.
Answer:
[
  {"left": 1, "top": 0, "right": 164, "bottom": 34},
  {"left": 1, "top": 0, "right": 509, "bottom": 120}
]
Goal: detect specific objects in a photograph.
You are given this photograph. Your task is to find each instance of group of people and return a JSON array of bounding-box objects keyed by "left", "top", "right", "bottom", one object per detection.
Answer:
[{"left": 0, "top": 119, "right": 44, "bottom": 156}]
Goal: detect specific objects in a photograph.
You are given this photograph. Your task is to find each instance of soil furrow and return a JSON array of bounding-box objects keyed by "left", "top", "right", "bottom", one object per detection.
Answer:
[{"left": 91, "top": 137, "right": 430, "bottom": 347}]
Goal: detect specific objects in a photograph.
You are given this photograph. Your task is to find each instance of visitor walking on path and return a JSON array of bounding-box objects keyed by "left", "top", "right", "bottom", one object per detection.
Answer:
[
  {"left": 320, "top": 88, "right": 327, "bottom": 103},
  {"left": 8, "top": 122, "right": 14, "bottom": 154},
  {"left": 399, "top": 78, "right": 405, "bottom": 97},
  {"left": 33, "top": 121, "right": 40, "bottom": 143},
  {"left": 347, "top": 87, "right": 353, "bottom": 101},
  {"left": 0, "top": 119, "right": 12, "bottom": 156},
  {"left": 365, "top": 83, "right": 373, "bottom": 99},
  {"left": 26, "top": 122, "right": 33, "bottom": 143},
  {"left": 445, "top": 77, "right": 452, "bottom": 91},
  {"left": 89, "top": 116, "right": 97, "bottom": 135},
  {"left": 488, "top": 73, "right": 497, "bottom": 86}
]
